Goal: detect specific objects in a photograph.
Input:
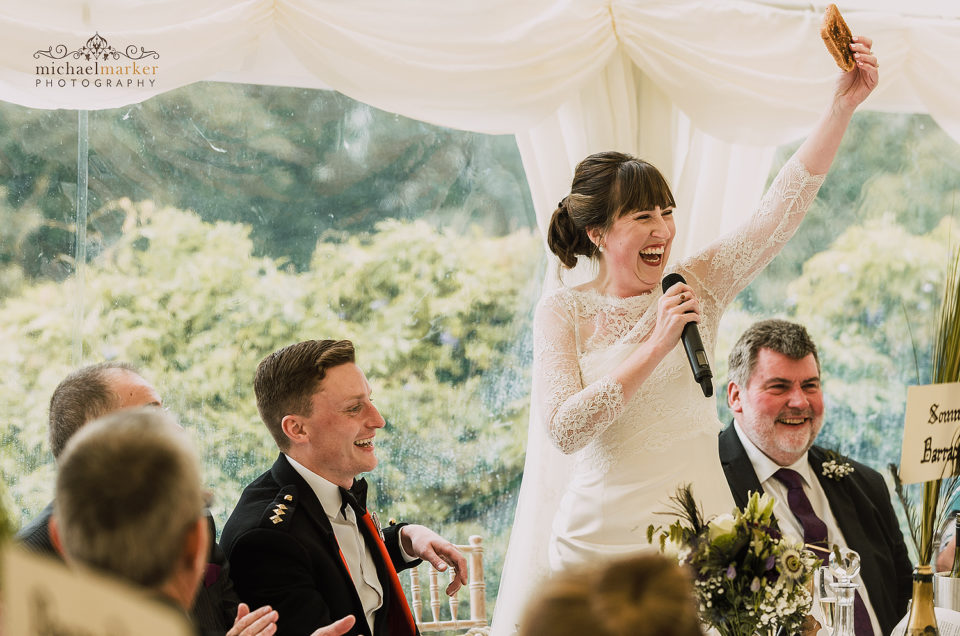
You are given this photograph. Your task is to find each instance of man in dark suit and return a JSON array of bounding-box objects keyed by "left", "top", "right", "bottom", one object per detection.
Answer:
[
  {"left": 221, "top": 339, "right": 468, "bottom": 636},
  {"left": 17, "top": 362, "right": 162, "bottom": 556},
  {"left": 718, "top": 319, "right": 912, "bottom": 636},
  {"left": 15, "top": 362, "right": 241, "bottom": 636}
]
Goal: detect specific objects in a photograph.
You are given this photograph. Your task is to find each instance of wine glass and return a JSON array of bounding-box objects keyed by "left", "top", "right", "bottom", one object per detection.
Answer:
[{"left": 815, "top": 565, "right": 837, "bottom": 631}]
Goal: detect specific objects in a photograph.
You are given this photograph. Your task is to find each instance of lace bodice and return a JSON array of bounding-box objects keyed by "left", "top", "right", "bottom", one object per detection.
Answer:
[{"left": 533, "top": 156, "right": 826, "bottom": 456}]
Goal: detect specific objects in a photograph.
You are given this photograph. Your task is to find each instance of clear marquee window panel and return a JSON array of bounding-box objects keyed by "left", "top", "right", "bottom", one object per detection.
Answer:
[
  {"left": 1, "top": 81, "right": 958, "bottom": 600},
  {"left": 0, "top": 83, "right": 542, "bottom": 609}
]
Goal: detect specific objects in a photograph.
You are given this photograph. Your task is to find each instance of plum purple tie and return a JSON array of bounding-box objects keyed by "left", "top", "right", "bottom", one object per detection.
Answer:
[{"left": 773, "top": 468, "right": 872, "bottom": 636}]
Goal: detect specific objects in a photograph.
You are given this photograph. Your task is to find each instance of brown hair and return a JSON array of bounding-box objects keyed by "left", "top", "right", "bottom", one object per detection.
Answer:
[
  {"left": 519, "top": 553, "right": 703, "bottom": 636},
  {"left": 254, "top": 339, "right": 356, "bottom": 450},
  {"left": 55, "top": 408, "right": 204, "bottom": 589},
  {"left": 728, "top": 319, "right": 821, "bottom": 388},
  {"left": 547, "top": 151, "right": 675, "bottom": 268},
  {"left": 49, "top": 362, "right": 140, "bottom": 459}
]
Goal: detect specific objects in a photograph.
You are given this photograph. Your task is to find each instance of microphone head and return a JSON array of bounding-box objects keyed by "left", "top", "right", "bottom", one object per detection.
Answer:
[{"left": 661, "top": 272, "right": 686, "bottom": 293}]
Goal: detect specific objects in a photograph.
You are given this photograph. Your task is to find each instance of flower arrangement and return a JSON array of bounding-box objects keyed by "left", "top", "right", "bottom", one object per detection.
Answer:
[{"left": 648, "top": 485, "right": 819, "bottom": 636}]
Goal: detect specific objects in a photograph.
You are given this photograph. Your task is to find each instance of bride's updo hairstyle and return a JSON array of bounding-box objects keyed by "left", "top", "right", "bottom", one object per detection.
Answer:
[{"left": 547, "top": 151, "right": 676, "bottom": 268}]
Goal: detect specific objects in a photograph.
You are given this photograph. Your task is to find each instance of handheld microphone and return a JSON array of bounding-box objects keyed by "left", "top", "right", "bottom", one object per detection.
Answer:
[{"left": 661, "top": 272, "right": 713, "bottom": 397}]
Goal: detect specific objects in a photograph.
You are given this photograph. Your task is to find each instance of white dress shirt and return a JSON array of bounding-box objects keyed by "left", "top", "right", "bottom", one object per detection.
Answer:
[
  {"left": 285, "top": 455, "right": 415, "bottom": 635},
  {"left": 733, "top": 423, "right": 881, "bottom": 635}
]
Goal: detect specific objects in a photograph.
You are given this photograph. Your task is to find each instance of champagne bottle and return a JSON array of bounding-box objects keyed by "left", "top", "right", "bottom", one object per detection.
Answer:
[
  {"left": 905, "top": 565, "right": 940, "bottom": 635},
  {"left": 950, "top": 516, "right": 960, "bottom": 577}
]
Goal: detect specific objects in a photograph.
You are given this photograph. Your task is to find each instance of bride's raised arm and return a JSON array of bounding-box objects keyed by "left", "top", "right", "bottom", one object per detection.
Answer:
[{"left": 684, "top": 35, "right": 878, "bottom": 309}]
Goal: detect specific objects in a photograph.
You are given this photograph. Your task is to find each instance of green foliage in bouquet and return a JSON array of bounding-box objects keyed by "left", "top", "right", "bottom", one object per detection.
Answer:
[{"left": 648, "top": 486, "right": 818, "bottom": 636}]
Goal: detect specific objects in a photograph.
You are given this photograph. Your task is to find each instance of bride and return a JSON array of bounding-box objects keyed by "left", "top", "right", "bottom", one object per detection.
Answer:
[{"left": 492, "top": 35, "right": 879, "bottom": 635}]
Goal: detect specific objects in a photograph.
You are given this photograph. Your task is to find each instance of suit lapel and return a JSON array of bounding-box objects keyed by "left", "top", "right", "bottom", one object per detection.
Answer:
[
  {"left": 718, "top": 424, "right": 765, "bottom": 510},
  {"left": 271, "top": 455, "right": 408, "bottom": 635},
  {"left": 808, "top": 447, "right": 867, "bottom": 549},
  {"left": 808, "top": 447, "right": 891, "bottom": 628},
  {"left": 271, "top": 455, "right": 338, "bottom": 541},
  {"left": 269, "top": 455, "right": 369, "bottom": 623}
]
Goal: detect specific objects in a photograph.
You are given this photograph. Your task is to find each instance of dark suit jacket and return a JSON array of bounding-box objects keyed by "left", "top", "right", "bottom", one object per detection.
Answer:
[
  {"left": 718, "top": 424, "right": 912, "bottom": 635},
  {"left": 15, "top": 500, "right": 239, "bottom": 636},
  {"left": 220, "top": 454, "right": 420, "bottom": 636},
  {"left": 15, "top": 501, "right": 56, "bottom": 558}
]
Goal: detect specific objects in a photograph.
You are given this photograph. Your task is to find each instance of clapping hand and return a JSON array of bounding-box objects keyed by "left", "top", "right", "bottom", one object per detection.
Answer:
[
  {"left": 310, "top": 615, "right": 356, "bottom": 636},
  {"left": 227, "top": 603, "right": 356, "bottom": 636},
  {"left": 399, "top": 524, "right": 469, "bottom": 595},
  {"left": 227, "top": 603, "right": 278, "bottom": 636}
]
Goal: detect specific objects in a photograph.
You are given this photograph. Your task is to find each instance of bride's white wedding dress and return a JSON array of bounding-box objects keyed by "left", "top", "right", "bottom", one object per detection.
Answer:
[{"left": 491, "top": 156, "right": 826, "bottom": 635}]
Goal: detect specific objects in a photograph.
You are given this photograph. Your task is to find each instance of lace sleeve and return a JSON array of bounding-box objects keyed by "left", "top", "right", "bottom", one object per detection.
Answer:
[
  {"left": 533, "top": 291, "right": 625, "bottom": 454},
  {"left": 685, "top": 156, "right": 826, "bottom": 309}
]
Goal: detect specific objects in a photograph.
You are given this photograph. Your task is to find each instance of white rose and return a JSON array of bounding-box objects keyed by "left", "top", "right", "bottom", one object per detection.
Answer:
[{"left": 708, "top": 513, "right": 736, "bottom": 541}]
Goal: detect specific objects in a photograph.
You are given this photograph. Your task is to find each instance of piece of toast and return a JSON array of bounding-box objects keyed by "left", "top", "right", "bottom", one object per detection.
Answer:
[{"left": 820, "top": 4, "right": 855, "bottom": 72}]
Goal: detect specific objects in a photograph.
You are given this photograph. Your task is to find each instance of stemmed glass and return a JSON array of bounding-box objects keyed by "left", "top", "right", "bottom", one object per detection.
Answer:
[{"left": 814, "top": 565, "right": 837, "bottom": 632}]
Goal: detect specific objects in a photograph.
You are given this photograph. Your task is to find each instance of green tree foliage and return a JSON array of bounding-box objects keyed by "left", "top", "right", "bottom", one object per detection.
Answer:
[
  {"left": 719, "top": 112, "right": 959, "bottom": 473},
  {"left": 4, "top": 93, "right": 960, "bottom": 612},
  {"left": 0, "top": 84, "right": 534, "bottom": 290},
  {"left": 789, "top": 217, "right": 951, "bottom": 464},
  {"left": 739, "top": 113, "right": 960, "bottom": 314},
  {"left": 0, "top": 201, "right": 541, "bottom": 604}
]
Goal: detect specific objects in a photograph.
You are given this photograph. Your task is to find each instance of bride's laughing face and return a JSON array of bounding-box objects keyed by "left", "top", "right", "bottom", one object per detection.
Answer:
[{"left": 596, "top": 206, "right": 675, "bottom": 295}]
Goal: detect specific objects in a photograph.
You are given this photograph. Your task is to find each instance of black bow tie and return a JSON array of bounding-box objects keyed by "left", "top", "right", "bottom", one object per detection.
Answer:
[{"left": 338, "top": 477, "right": 368, "bottom": 517}]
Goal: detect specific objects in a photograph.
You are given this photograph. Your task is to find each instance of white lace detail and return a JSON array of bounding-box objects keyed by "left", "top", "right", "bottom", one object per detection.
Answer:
[
  {"left": 492, "top": 153, "right": 826, "bottom": 636},
  {"left": 688, "top": 156, "right": 826, "bottom": 309},
  {"left": 531, "top": 155, "right": 825, "bottom": 461},
  {"left": 549, "top": 375, "right": 623, "bottom": 454},
  {"left": 533, "top": 291, "right": 631, "bottom": 454}
]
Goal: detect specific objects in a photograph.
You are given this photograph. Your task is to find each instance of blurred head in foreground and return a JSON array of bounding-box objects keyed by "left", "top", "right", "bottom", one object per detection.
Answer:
[
  {"left": 52, "top": 408, "right": 207, "bottom": 610},
  {"left": 518, "top": 553, "right": 703, "bottom": 636}
]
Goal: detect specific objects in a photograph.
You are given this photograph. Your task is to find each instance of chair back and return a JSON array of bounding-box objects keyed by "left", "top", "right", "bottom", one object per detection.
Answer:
[{"left": 408, "top": 535, "right": 488, "bottom": 634}]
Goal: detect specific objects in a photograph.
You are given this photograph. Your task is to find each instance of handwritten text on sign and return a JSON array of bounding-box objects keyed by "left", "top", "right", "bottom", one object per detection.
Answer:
[{"left": 899, "top": 382, "right": 960, "bottom": 484}]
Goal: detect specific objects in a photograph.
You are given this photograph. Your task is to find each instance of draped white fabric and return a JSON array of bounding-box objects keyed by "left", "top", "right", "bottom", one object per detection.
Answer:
[
  {"left": 2, "top": 1, "right": 958, "bottom": 630},
  {"left": 3, "top": 0, "right": 959, "bottom": 249}
]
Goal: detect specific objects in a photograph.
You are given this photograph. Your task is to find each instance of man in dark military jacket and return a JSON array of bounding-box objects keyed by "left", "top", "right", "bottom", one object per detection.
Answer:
[
  {"left": 221, "top": 339, "right": 467, "bottom": 636},
  {"left": 52, "top": 408, "right": 355, "bottom": 636}
]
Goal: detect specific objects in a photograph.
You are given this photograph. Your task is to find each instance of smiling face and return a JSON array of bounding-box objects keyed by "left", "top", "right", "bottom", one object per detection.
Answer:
[
  {"left": 728, "top": 348, "right": 824, "bottom": 466},
  {"left": 285, "top": 362, "right": 385, "bottom": 488},
  {"left": 596, "top": 205, "right": 675, "bottom": 295}
]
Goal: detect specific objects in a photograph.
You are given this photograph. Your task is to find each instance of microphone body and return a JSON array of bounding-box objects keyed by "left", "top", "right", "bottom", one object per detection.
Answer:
[{"left": 661, "top": 272, "right": 713, "bottom": 397}]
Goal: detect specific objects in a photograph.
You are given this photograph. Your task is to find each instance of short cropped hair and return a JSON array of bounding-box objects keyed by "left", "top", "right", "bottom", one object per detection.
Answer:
[
  {"left": 48, "top": 362, "right": 139, "bottom": 459},
  {"left": 254, "top": 339, "right": 356, "bottom": 451},
  {"left": 54, "top": 408, "right": 204, "bottom": 589},
  {"left": 727, "top": 319, "right": 820, "bottom": 388},
  {"left": 519, "top": 553, "right": 703, "bottom": 636}
]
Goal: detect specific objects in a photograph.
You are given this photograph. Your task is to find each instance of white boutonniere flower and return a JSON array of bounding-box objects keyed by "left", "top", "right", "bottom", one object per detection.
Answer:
[{"left": 821, "top": 450, "right": 854, "bottom": 481}]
